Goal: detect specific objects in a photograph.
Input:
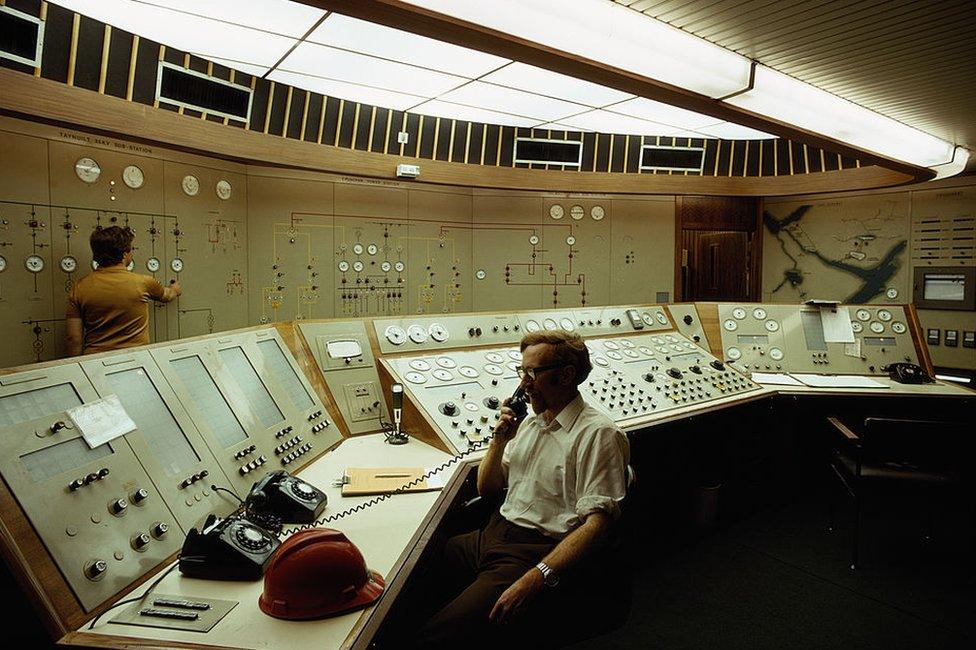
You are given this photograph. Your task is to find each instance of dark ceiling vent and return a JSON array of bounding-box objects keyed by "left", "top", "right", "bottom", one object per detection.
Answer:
[
  {"left": 156, "top": 61, "right": 252, "bottom": 122},
  {"left": 640, "top": 145, "right": 705, "bottom": 172},
  {"left": 514, "top": 138, "right": 583, "bottom": 166},
  {"left": 0, "top": 5, "right": 44, "bottom": 67}
]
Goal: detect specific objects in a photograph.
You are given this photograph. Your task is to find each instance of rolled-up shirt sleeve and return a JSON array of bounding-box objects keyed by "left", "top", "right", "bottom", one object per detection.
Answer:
[{"left": 574, "top": 426, "right": 630, "bottom": 520}]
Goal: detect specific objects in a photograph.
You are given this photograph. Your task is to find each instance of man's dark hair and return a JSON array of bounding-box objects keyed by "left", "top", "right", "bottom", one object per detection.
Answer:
[{"left": 90, "top": 226, "right": 134, "bottom": 267}]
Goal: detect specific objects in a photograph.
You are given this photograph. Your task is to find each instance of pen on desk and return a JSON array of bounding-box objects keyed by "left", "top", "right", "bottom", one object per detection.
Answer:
[{"left": 375, "top": 473, "right": 412, "bottom": 479}]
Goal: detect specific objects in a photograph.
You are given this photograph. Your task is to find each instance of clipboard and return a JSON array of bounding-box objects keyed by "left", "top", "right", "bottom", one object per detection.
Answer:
[{"left": 340, "top": 467, "right": 441, "bottom": 497}]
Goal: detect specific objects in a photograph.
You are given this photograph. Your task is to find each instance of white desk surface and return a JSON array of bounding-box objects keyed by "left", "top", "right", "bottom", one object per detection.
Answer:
[
  {"left": 74, "top": 434, "right": 458, "bottom": 649},
  {"left": 766, "top": 377, "right": 975, "bottom": 398}
]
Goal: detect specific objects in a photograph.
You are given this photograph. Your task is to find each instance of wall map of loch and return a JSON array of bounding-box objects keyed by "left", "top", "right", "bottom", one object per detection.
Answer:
[{"left": 762, "top": 197, "right": 910, "bottom": 304}]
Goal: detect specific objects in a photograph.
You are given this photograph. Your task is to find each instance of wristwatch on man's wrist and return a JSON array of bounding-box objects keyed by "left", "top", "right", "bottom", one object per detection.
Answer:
[{"left": 535, "top": 561, "right": 560, "bottom": 588}]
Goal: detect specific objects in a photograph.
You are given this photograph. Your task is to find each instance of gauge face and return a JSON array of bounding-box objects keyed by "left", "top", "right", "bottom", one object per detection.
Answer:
[
  {"left": 525, "top": 319, "right": 540, "bottom": 332},
  {"left": 0, "top": 255, "right": 6, "bottom": 272},
  {"left": 75, "top": 157, "right": 101, "bottom": 183},
  {"left": 146, "top": 257, "right": 161, "bottom": 273},
  {"left": 394, "top": 261, "right": 405, "bottom": 273},
  {"left": 891, "top": 322, "right": 907, "bottom": 334},
  {"left": 769, "top": 347, "right": 784, "bottom": 361},
  {"left": 543, "top": 318, "right": 558, "bottom": 331},
  {"left": 752, "top": 307, "right": 767, "bottom": 320},
  {"left": 529, "top": 234, "right": 540, "bottom": 245},
  {"left": 428, "top": 323, "right": 449, "bottom": 342},
  {"left": 380, "top": 261, "right": 392, "bottom": 272},
  {"left": 181, "top": 175, "right": 199, "bottom": 196},
  {"left": 485, "top": 352, "right": 504, "bottom": 363},
  {"left": 25, "top": 255, "right": 45, "bottom": 273},
  {"left": 215, "top": 179, "right": 232, "bottom": 200},
  {"left": 656, "top": 311, "right": 669, "bottom": 325},
  {"left": 337, "top": 260, "right": 350, "bottom": 273},
  {"left": 619, "top": 339, "right": 635, "bottom": 348},
  {"left": 560, "top": 317, "right": 575, "bottom": 331},
  {"left": 886, "top": 287, "right": 899, "bottom": 300},
  {"left": 566, "top": 235, "right": 577, "bottom": 246},
  {"left": 170, "top": 258, "right": 184, "bottom": 273},
  {"left": 638, "top": 346, "right": 653, "bottom": 356},
  {"left": 507, "top": 349, "right": 522, "bottom": 361},
  {"left": 367, "top": 243, "right": 378, "bottom": 255},
  {"left": 851, "top": 321, "right": 863, "bottom": 333},
  {"left": 484, "top": 363, "right": 503, "bottom": 375},
  {"left": 459, "top": 366, "right": 479, "bottom": 378},
  {"left": 665, "top": 335, "right": 677, "bottom": 343},
  {"left": 606, "top": 351, "right": 623, "bottom": 360},
  {"left": 591, "top": 205, "right": 605, "bottom": 221},
  {"left": 352, "top": 261, "right": 364, "bottom": 272},
  {"left": 436, "top": 356, "right": 456, "bottom": 369},
  {"left": 384, "top": 325, "right": 406, "bottom": 345},
  {"left": 723, "top": 319, "right": 738, "bottom": 331},
  {"left": 549, "top": 204, "right": 564, "bottom": 220},
  {"left": 593, "top": 356, "right": 608, "bottom": 367},
  {"left": 408, "top": 359, "right": 430, "bottom": 372},
  {"left": 407, "top": 324, "right": 428, "bottom": 343},
  {"left": 475, "top": 269, "right": 486, "bottom": 280},
  {"left": 122, "top": 165, "right": 144, "bottom": 189},
  {"left": 353, "top": 243, "right": 364, "bottom": 255},
  {"left": 432, "top": 369, "right": 453, "bottom": 381},
  {"left": 869, "top": 321, "right": 885, "bottom": 333},
  {"left": 404, "top": 371, "right": 426, "bottom": 384},
  {"left": 641, "top": 312, "right": 654, "bottom": 325},
  {"left": 656, "top": 346, "right": 668, "bottom": 354},
  {"left": 570, "top": 205, "right": 584, "bottom": 220},
  {"left": 877, "top": 309, "right": 892, "bottom": 322},
  {"left": 764, "top": 319, "right": 780, "bottom": 332},
  {"left": 603, "top": 340, "right": 620, "bottom": 350},
  {"left": 732, "top": 307, "right": 746, "bottom": 320},
  {"left": 726, "top": 347, "right": 742, "bottom": 360},
  {"left": 624, "top": 349, "right": 639, "bottom": 358},
  {"left": 59, "top": 255, "right": 77, "bottom": 273},
  {"left": 856, "top": 309, "right": 871, "bottom": 321}
]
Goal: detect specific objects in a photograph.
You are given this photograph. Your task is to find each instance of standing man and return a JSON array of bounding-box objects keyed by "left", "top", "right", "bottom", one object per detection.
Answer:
[
  {"left": 65, "top": 226, "right": 181, "bottom": 356},
  {"left": 417, "top": 330, "right": 630, "bottom": 646}
]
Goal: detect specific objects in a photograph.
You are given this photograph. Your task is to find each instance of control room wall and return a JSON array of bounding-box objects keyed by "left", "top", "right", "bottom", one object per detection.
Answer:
[{"left": 0, "top": 117, "right": 676, "bottom": 368}]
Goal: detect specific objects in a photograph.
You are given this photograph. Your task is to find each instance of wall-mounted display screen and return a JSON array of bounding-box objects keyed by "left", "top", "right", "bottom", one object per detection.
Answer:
[
  {"left": 21, "top": 437, "right": 113, "bottom": 483},
  {"left": 923, "top": 274, "right": 966, "bottom": 301},
  {"left": 256, "top": 339, "right": 315, "bottom": 411},
  {"left": 170, "top": 356, "right": 248, "bottom": 449},
  {"left": 737, "top": 335, "right": 769, "bottom": 345},
  {"left": 0, "top": 383, "right": 83, "bottom": 428},
  {"left": 913, "top": 266, "right": 975, "bottom": 311},
  {"left": 106, "top": 368, "right": 200, "bottom": 476},
  {"left": 218, "top": 346, "right": 285, "bottom": 427},
  {"left": 800, "top": 311, "right": 827, "bottom": 351}
]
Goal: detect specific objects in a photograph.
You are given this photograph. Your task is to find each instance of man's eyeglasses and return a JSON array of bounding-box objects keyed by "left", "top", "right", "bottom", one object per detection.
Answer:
[{"left": 515, "top": 363, "right": 565, "bottom": 380}]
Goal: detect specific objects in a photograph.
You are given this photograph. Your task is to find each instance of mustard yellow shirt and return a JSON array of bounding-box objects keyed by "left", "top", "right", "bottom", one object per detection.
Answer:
[{"left": 66, "top": 267, "right": 165, "bottom": 353}]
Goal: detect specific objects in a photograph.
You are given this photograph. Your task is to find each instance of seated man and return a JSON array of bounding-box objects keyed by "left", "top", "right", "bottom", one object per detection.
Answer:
[
  {"left": 417, "top": 330, "right": 630, "bottom": 647},
  {"left": 65, "top": 226, "right": 181, "bottom": 356}
]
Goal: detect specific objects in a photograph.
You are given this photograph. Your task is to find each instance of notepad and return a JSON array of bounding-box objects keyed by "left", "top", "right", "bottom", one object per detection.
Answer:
[
  {"left": 751, "top": 372, "right": 805, "bottom": 386},
  {"left": 67, "top": 394, "right": 136, "bottom": 448},
  {"left": 341, "top": 467, "right": 444, "bottom": 497}
]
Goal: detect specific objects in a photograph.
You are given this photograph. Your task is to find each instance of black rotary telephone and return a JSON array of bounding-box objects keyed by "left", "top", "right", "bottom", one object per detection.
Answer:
[
  {"left": 882, "top": 362, "right": 933, "bottom": 385},
  {"left": 245, "top": 470, "right": 328, "bottom": 524},
  {"left": 508, "top": 386, "right": 528, "bottom": 419},
  {"left": 179, "top": 514, "right": 280, "bottom": 580}
]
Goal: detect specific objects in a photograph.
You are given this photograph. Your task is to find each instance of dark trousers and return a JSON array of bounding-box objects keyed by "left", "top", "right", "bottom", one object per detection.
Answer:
[{"left": 415, "top": 511, "right": 611, "bottom": 648}]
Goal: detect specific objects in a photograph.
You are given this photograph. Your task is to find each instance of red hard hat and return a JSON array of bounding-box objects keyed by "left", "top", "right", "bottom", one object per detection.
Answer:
[{"left": 259, "top": 528, "right": 385, "bottom": 620}]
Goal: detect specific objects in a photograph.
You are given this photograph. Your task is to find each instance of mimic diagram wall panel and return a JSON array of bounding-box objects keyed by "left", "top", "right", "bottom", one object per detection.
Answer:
[
  {"left": 715, "top": 303, "right": 919, "bottom": 374},
  {"left": 0, "top": 365, "right": 181, "bottom": 613}
]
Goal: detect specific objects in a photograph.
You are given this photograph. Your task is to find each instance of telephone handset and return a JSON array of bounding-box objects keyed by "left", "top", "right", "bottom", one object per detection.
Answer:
[
  {"left": 179, "top": 514, "right": 280, "bottom": 580},
  {"left": 508, "top": 386, "right": 528, "bottom": 419},
  {"left": 882, "top": 362, "right": 933, "bottom": 384},
  {"left": 245, "top": 470, "right": 328, "bottom": 524}
]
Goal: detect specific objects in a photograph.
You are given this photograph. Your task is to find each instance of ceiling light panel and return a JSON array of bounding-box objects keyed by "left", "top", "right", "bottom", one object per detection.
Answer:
[
  {"left": 403, "top": 0, "right": 752, "bottom": 98},
  {"left": 207, "top": 57, "right": 273, "bottom": 79},
  {"left": 411, "top": 100, "right": 539, "bottom": 128},
  {"left": 610, "top": 98, "right": 720, "bottom": 131},
  {"left": 307, "top": 13, "right": 509, "bottom": 79},
  {"left": 53, "top": 0, "right": 294, "bottom": 69},
  {"left": 280, "top": 41, "right": 466, "bottom": 97},
  {"left": 140, "top": 0, "right": 323, "bottom": 37},
  {"left": 557, "top": 110, "right": 694, "bottom": 137},
  {"left": 693, "top": 122, "right": 774, "bottom": 140},
  {"left": 439, "top": 81, "right": 588, "bottom": 122},
  {"left": 266, "top": 70, "right": 425, "bottom": 112},
  {"left": 480, "top": 62, "right": 633, "bottom": 107}
]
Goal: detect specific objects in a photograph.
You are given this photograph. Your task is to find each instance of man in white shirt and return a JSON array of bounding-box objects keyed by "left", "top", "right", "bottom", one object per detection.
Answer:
[{"left": 417, "top": 330, "right": 630, "bottom": 646}]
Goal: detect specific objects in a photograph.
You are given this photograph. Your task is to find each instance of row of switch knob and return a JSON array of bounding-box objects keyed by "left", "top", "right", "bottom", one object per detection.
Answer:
[
  {"left": 274, "top": 435, "right": 303, "bottom": 455},
  {"left": 239, "top": 455, "right": 268, "bottom": 475},
  {"left": 307, "top": 410, "right": 323, "bottom": 421},
  {"left": 280, "top": 443, "right": 312, "bottom": 466},
  {"left": 68, "top": 467, "right": 110, "bottom": 490},
  {"left": 234, "top": 444, "right": 257, "bottom": 459},
  {"left": 275, "top": 425, "right": 294, "bottom": 438},
  {"left": 179, "top": 470, "right": 209, "bottom": 489},
  {"left": 83, "top": 523, "right": 169, "bottom": 580},
  {"left": 311, "top": 420, "right": 330, "bottom": 433}
]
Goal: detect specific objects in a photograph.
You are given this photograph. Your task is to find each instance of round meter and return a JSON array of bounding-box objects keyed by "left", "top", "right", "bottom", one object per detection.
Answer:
[
  {"left": 886, "top": 287, "right": 899, "bottom": 300},
  {"left": 570, "top": 205, "right": 584, "bottom": 220},
  {"left": 851, "top": 321, "right": 863, "bottom": 333},
  {"left": 723, "top": 319, "right": 738, "bottom": 331},
  {"left": 380, "top": 261, "right": 392, "bottom": 272},
  {"left": 384, "top": 325, "right": 407, "bottom": 345},
  {"left": 524, "top": 319, "right": 540, "bottom": 332},
  {"left": 407, "top": 324, "right": 427, "bottom": 344},
  {"left": 408, "top": 360, "right": 430, "bottom": 371},
  {"left": 549, "top": 205, "right": 564, "bottom": 220},
  {"left": 591, "top": 205, "right": 605, "bottom": 221},
  {"left": 484, "top": 364, "right": 503, "bottom": 375},
  {"left": 404, "top": 371, "right": 426, "bottom": 384},
  {"left": 146, "top": 257, "right": 161, "bottom": 273},
  {"left": 170, "top": 258, "right": 184, "bottom": 273},
  {"left": 856, "top": 308, "right": 871, "bottom": 321},
  {"left": 352, "top": 261, "right": 364, "bottom": 273},
  {"left": 560, "top": 317, "right": 575, "bottom": 331},
  {"left": 432, "top": 369, "right": 453, "bottom": 381},
  {"left": 367, "top": 243, "right": 378, "bottom": 255},
  {"left": 603, "top": 340, "right": 619, "bottom": 350},
  {"left": 891, "top": 322, "right": 907, "bottom": 334},
  {"left": 764, "top": 319, "right": 780, "bottom": 332},
  {"left": 181, "top": 175, "right": 199, "bottom": 196},
  {"left": 656, "top": 311, "right": 669, "bottom": 325},
  {"left": 353, "top": 243, "right": 364, "bottom": 255},
  {"left": 60, "top": 256, "right": 77, "bottom": 273},
  {"left": 428, "top": 323, "right": 449, "bottom": 342},
  {"left": 475, "top": 269, "right": 487, "bottom": 280},
  {"left": 769, "top": 348, "right": 784, "bottom": 361},
  {"left": 0, "top": 255, "right": 6, "bottom": 272},
  {"left": 435, "top": 356, "right": 456, "bottom": 369},
  {"left": 485, "top": 352, "right": 504, "bottom": 364},
  {"left": 338, "top": 260, "right": 350, "bottom": 272},
  {"left": 543, "top": 318, "right": 558, "bottom": 331},
  {"left": 394, "top": 261, "right": 405, "bottom": 273},
  {"left": 752, "top": 307, "right": 767, "bottom": 320},
  {"left": 726, "top": 347, "right": 742, "bottom": 360},
  {"left": 123, "top": 165, "right": 144, "bottom": 189},
  {"left": 25, "top": 255, "right": 44, "bottom": 273},
  {"left": 870, "top": 321, "right": 885, "bottom": 333},
  {"left": 216, "top": 179, "right": 232, "bottom": 200},
  {"left": 75, "top": 157, "right": 101, "bottom": 183},
  {"left": 877, "top": 309, "right": 892, "bottom": 322},
  {"left": 459, "top": 366, "right": 479, "bottom": 378},
  {"left": 732, "top": 307, "right": 746, "bottom": 320}
]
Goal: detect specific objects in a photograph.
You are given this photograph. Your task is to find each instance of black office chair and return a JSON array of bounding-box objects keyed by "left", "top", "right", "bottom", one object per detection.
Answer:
[{"left": 825, "top": 416, "right": 966, "bottom": 570}]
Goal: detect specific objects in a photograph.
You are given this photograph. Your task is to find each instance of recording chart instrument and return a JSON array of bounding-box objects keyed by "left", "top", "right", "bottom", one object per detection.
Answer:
[{"left": 0, "top": 366, "right": 181, "bottom": 612}]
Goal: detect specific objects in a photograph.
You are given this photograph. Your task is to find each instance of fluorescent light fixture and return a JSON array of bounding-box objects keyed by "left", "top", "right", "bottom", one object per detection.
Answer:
[
  {"left": 412, "top": 100, "right": 539, "bottom": 127},
  {"left": 53, "top": 0, "right": 296, "bottom": 68},
  {"left": 930, "top": 147, "right": 971, "bottom": 180},
  {"left": 559, "top": 110, "right": 697, "bottom": 137},
  {"left": 725, "top": 66, "right": 954, "bottom": 168},
  {"left": 402, "top": 0, "right": 752, "bottom": 98},
  {"left": 481, "top": 62, "right": 634, "bottom": 107},
  {"left": 610, "top": 98, "right": 720, "bottom": 131},
  {"left": 140, "top": 0, "right": 323, "bottom": 37},
  {"left": 439, "top": 81, "right": 588, "bottom": 122},
  {"left": 694, "top": 122, "right": 774, "bottom": 140},
  {"left": 934, "top": 373, "right": 971, "bottom": 384},
  {"left": 281, "top": 41, "right": 466, "bottom": 97},
  {"left": 267, "top": 70, "right": 426, "bottom": 111},
  {"left": 307, "top": 13, "right": 509, "bottom": 79}
]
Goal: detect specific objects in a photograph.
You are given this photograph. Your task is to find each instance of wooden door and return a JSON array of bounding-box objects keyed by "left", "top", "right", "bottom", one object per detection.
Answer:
[{"left": 681, "top": 230, "right": 751, "bottom": 301}]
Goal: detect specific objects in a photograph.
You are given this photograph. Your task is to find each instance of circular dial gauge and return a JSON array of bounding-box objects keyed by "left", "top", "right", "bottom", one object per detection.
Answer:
[
  {"left": 620, "top": 339, "right": 635, "bottom": 348},
  {"left": 381, "top": 261, "right": 392, "bottom": 272},
  {"left": 543, "top": 318, "right": 558, "bottom": 331},
  {"left": 752, "top": 307, "right": 767, "bottom": 320},
  {"left": 25, "top": 255, "right": 44, "bottom": 273},
  {"left": 338, "top": 260, "right": 350, "bottom": 272},
  {"left": 891, "top": 322, "right": 906, "bottom": 334},
  {"left": 367, "top": 243, "right": 378, "bottom": 255},
  {"left": 215, "top": 179, "right": 232, "bottom": 200},
  {"left": 591, "top": 205, "right": 605, "bottom": 221},
  {"left": 656, "top": 311, "right": 669, "bottom": 325},
  {"left": 407, "top": 324, "right": 428, "bottom": 344},
  {"left": 549, "top": 204, "right": 564, "bottom": 220},
  {"left": 75, "top": 157, "right": 101, "bottom": 183},
  {"left": 485, "top": 352, "right": 504, "bottom": 363},
  {"left": 524, "top": 319, "right": 541, "bottom": 332},
  {"left": 723, "top": 319, "right": 738, "bottom": 331},
  {"left": 560, "top": 317, "right": 575, "bottom": 331},
  {"left": 146, "top": 257, "right": 161, "bottom": 273},
  {"left": 856, "top": 308, "right": 871, "bottom": 321},
  {"left": 603, "top": 340, "right": 620, "bottom": 350},
  {"left": 726, "top": 347, "right": 742, "bottom": 361},
  {"left": 732, "top": 307, "right": 747, "bottom": 320},
  {"left": 886, "top": 287, "right": 899, "bottom": 300},
  {"left": 394, "top": 261, "right": 405, "bottom": 273},
  {"left": 404, "top": 371, "right": 426, "bottom": 384},
  {"left": 869, "top": 321, "right": 885, "bottom": 333},
  {"left": 384, "top": 325, "right": 407, "bottom": 345},
  {"left": 432, "top": 369, "right": 453, "bottom": 381},
  {"left": 352, "top": 261, "right": 364, "bottom": 272},
  {"left": 528, "top": 234, "right": 540, "bottom": 246},
  {"left": 764, "top": 319, "right": 780, "bottom": 332},
  {"left": 656, "top": 346, "right": 668, "bottom": 354},
  {"left": 0, "top": 255, "right": 6, "bottom": 272},
  {"left": 123, "top": 165, "right": 144, "bottom": 189},
  {"left": 435, "top": 356, "right": 456, "bottom": 369},
  {"left": 641, "top": 312, "right": 655, "bottom": 326},
  {"left": 877, "top": 309, "right": 892, "bottom": 322},
  {"left": 484, "top": 363, "right": 503, "bottom": 375},
  {"left": 665, "top": 335, "right": 677, "bottom": 343},
  {"left": 408, "top": 359, "right": 430, "bottom": 371},
  {"left": 592, "top": 356, "right": 608, "bottom": 367},
  {"left": 507, "top": 349, "right": 523, "bottom": 361},
  {"left": 428, "top": 323, "right": 449, "bottom": 342},
  {"left": 851, "top": 321, "right": 863, "bottom": 333},
  {"left": 459, "top": 366, "right": 479, "bottom": 378},
  {"left": 638, "top": 346, "right": 654, "bottom": 356},
  {"left": 181, "top": 175, "right": 199, "bottom": 196},
  {"left": 475, "top": 269, "right": 487, "bottom": 280},
  {"left": 606, "top": 351, "right": 623, "bottom": 360},
  {"left": 769, "top": 348, "right": 784, "bottom": 361},
  {"left": 566, "top": 235, "right": 576, "bottom": 246},
  {"left": 170, "top": 258, "right": 184, "bottom": 273},
  {"left": 59, "top": 256, "right": 77, "bottom": 273},
  {"left": 570, "top": 205, "right": 584, "bottom": 220},
  {"left": 624, "top": 349, "right": 639, "bottom": 358},
  {"left": 353, "top": 243, "right": 364, "bottom": 255}
]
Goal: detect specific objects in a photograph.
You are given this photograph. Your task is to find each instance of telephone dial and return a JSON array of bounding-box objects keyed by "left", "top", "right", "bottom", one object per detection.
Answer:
[
  {"left": 179, "top": 514, "right": 280, "bottom": 580},
  {"left": 882, "top": 362, "right": 933, "bottom": 385},
  {"left": 245, "top": 470, "right": 328, "bottom": 524}
]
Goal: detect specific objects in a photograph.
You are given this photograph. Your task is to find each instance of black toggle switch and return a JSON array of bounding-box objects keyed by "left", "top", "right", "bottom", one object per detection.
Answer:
[
  {"left": 131, "top": 533, "right": 151, "bottom": 551},
  {"left": 131, "top": 488, "right": 149, "bottom": 504},
  {"left": 109, "top": 498, "right": 128, "bottom": 515}
]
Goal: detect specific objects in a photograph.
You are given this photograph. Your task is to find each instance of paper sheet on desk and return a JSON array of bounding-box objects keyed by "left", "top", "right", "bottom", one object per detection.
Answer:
[
  {"left": 341, "top": 467, "right": 445, "bottom": 496},
  {"left": 67, "top": 394, "right": 136, "bottom": 448},
  {"left": 751, "top": 372, "right": 805, "bottom": 386},
  {"left": 790, "top": 374, "right": 888, "bottom": 389},
  {"left": 820, "top": 307, "right": 855, "bottom": 343}
]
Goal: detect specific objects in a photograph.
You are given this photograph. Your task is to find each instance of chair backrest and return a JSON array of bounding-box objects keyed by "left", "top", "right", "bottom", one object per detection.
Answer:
[{"left": 862, "top": 418, "right": 966, "bottom": 468}]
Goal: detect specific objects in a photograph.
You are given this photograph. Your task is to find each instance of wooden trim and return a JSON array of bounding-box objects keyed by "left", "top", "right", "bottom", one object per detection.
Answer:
[
  {"left": 66, "top": 13, "right": 80, "bottom": 87},
  {"left": 749, "top": 198, "right": 764, "bottom": 300},
  {"left": 694, "top": 302, "right": 724, "bottom": 357},
  {"left": 905, "top": 303, "right": 935, "bottom": 376},
  {"left": 0, "top": 71, "right": 919, "bottom": 195},
  {"left": 674, "top": 195, "right": 684, "bottom": 301},
  {"left": 59, "top": 631, "right": 248, "bottom": 649},
  {"left": 97, "top": 25, "right": 111, "bottom": 94}
]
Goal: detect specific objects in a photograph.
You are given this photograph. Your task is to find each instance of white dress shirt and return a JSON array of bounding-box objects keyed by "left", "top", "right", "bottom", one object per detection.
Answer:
[{"left": 500, "top": 393, "right": 630, "bottom": 539}]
